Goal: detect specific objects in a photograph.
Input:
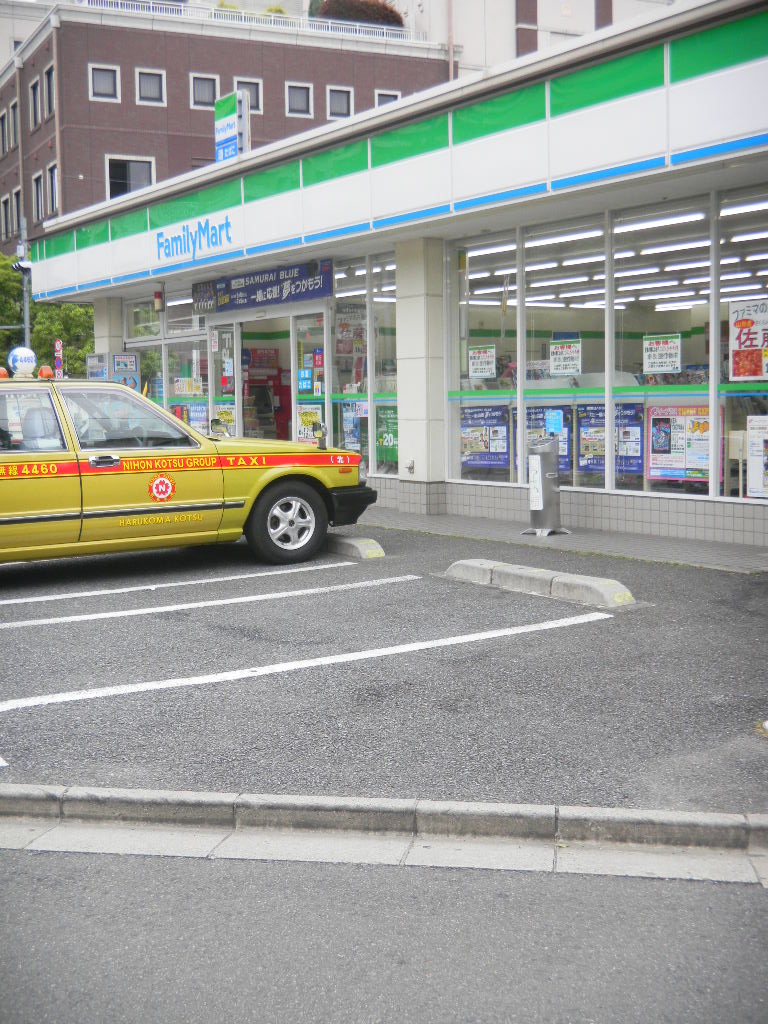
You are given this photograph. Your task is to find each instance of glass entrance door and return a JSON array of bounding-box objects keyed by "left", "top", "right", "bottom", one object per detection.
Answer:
[
  {"left": 210, "top": 324, "right": 238, "bottom": 435},
  {"left": 294, "top": 311, "right": 328, "bottom": 443}
]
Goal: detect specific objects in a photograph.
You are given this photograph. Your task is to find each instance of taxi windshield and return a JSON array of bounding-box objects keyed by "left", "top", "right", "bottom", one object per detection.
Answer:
[{"left": 62, "top": 388, "right": 198, "bottom": 450}]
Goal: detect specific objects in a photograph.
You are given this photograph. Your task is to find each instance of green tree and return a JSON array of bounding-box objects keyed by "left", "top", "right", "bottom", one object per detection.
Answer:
[{"left": 0, "top": 254, "right": 23, "bottom": 357}]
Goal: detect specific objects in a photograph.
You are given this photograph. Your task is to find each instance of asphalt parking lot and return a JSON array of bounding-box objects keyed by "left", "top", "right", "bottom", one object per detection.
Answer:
[{"left": 0, "top": 525, "right": 765, "bottom": 813}]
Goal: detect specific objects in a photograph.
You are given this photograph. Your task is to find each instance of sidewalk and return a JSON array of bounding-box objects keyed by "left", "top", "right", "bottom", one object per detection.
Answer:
[{"left": 361, "top": 506, "right": 768, "bottom": 574}]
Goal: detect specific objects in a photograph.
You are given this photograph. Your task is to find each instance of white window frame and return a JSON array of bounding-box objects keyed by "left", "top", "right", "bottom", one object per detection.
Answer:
[
  {"left": 375, "top": 89, "right": 401, "bottom": 106},
  {"left": 88, "top": 63, "right": 121, "bottom": 103},
  {"left": 104, "top": 153, "right": 156, "bottom": 201},
  {"left": 135, "top": 67, "right": 167, "bottom": 107},
  {"left": 1, "top": 194, "right": 10, "bottom": 241},
  {"left": 43, "top": 63, "right": 55, "bottom": 118},
  {"left": 12, "top": 187, "right": 20, "bottom": 233},
  {"left": 234, "top": 77, "right": 263, "bottom": 115},
  {"left": 9, "top": 100, "right": 18, "bottom": 148},
  {"left": 189, "top": 73, "right": 219, "bottom": 110},
  {"left": 29, "top": 77, "right": 41, "bottom": 130},
  {"left": 285, "top": 81, "right": 313, "bottom": 119},
  {"left": 0, "top": 109, "right": 6, "bottom": 155},
  {"left": 326, "top": 85, "right": 353, "bottom": 120},
  {"left": 32, "top": 172, "right": 43, "bottom": 222},
  {"left": 47, "top": 161, "right": 58, "bottom": 215}
]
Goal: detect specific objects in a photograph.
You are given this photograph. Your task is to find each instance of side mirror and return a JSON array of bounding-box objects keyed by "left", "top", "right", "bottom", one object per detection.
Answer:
[
  {"left": 209, "top": 417, "right": 231, "bottom": 437},
  {"left": 312, "top": 420, "right": 328, "bottom": 450}
]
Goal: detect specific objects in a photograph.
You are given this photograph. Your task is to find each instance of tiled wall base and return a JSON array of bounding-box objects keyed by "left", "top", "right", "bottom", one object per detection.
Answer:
[{"left": 370, "top": 476, "right": 768, "bottom": 546}]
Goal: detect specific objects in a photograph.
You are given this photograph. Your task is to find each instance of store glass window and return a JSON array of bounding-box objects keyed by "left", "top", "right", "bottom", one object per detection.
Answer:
[
  {"left": 612, "top": 198, "right": 711, "bottom": 495},
  {"left": 124, "top": 299, "right": 161, "bottom": 341},
  {"left": 165, "top": 293, "right": 205, "bottom": 336},
  {"left": 718, "top": 187, "right": 768, "bottom": 500},
  {"left": 371, "top": 255, "right": 397, "bottom": 474},
  {"left": 333, "top": 256, "right": 370, "bottom": 464},
  {"left": 167, "top": 339, "right": 209, "bottom": 432}
]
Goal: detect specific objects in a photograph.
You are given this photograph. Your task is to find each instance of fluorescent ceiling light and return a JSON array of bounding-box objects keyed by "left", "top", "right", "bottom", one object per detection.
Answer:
[
  {"left": 721, "top": 257, "right": 739, "bottom": 264},
  {"left": 757, "top": 269, "right": 768, "bottom": 276},
  {"left": 641, "top": 239, "right": 710, "bottom": 255},
  {"left": 745, "top": 252, "right": 768, "bottom": 262},
  {"left": 715, "top": 292, "right": 768, "bottom": 302},
  {"left": 614, "top": 266, "right": 661, "bottom": 278},
  {"left": 385, "top": 263, "right": 396, "bottom": 271},
  {"left": 336, "top": 288, "right": 366, "bottom": 297},
  {"left": 334, "top": 271, "right": 347, "bottom": 280},
  {"left": 562, "top": 253, "right": 605, "bottom": 266},
  {"left": 493, "top": 267, "right": 517, "bottom": 276},
  {"left": 473, "top": 286, "right": 506, "bottom": 295},
  {"left": 682, "top": 276, "right": 710, "bottom": 284},
  {"left": 618, "top": 278, "right": 679, "bottom": 291},
  {"left": 615, "top": 250, "right": 635, "bottom": 260},
  {"left": 381, "top": 284, "right": 396, "bottom": 291},
  {"left": 526, "top": 261, "right": 558, "bottom": 271},
  {"left": 468, "top": 243, "right": 516, "bottom": 258},
  {"left": 530, "top": 275, "right": 588, "bottom": 287},
  {"left": 559, "top": 287, "right": 605, "bottom": 297},
  {"left": 730, "top": 230, "right": 768, "bottom": 243},
  {"left": 354, "top": 268, "right": 367, "bottom": 276},
  {"left": 638, "top": 290, "right": 696, "bottom": 300},
  {"left": 468, "top": 271, "right": 490, "bottom": 280},
  {"left": 569, "top": 301, "right": 628, "bottom": 310},
  {"left": 166, "top": 297, "right": 192, "bottom": 307},
  {"left": 469, "top": 299, "right": 502, "bottom": 306},
  {"left": 721, "top": 271, "right": 751, "bottom": 280},
  {"left": 524, "top": 293, "right": 555, "bottom": 301},
  {"left": 721, "top": 283, "right": 762, "bottom": 292},
  {"left": 721, "top": 199, "right": 768, "bottom": 217},
  {"left": 614, "top": 212, "right": 705, "bottom": 233},
  {"left": 664, "top": 259, "right": 709, "bottom": 271},
  {"left": 655, "top": 300, "right": 708, "bottom": 310},
  {"left": 525, "top": 229, "right": 603, "bottom": 248},
  {"left": 373, "top": 296, "right": 396, "bottom": 303}
]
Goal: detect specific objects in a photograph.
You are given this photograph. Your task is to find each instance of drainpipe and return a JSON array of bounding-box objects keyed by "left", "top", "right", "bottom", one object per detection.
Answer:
[{"left": 447, "top": 0, "right": 454, "bottom": 80}]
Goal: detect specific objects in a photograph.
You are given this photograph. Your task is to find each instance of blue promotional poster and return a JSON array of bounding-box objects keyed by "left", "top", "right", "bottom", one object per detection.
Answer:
[
  {"left": 513, "top": 405, "right": 572, "bottom": 474},
  {"left": 216, "top": 260, "right": 334, "bottom": 312},
  {"left": 460, "top": 406, "right": 510, "bottom": 468},
  {"left": 576, "top": 404, "right": 644, "bottom": 474}
]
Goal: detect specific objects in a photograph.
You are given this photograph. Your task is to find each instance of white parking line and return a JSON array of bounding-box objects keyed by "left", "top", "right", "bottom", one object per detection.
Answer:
[
  {"left": 0, "top": 560, "right": 357, "bottom": 607},
  {"left": 0, "top": 611, "right": 610, "bottom": 715},
  {"left": 0, "top": 575, "right": 421, "bottom": 630}
]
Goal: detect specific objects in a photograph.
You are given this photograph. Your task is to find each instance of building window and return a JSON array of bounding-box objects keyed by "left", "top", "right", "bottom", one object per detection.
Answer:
[
  {"left": 0, "top": 111, "right": 6, "bottom": 155},
  {"left": 12, "top": 188, "right": 20, "bottom": 234},
  {"left": 29, "top": 79, "right": 41, "bottom": 129},
  {"left": 234, "top": 78, "right": 262, "bottom": 114},
  {"left": 1, "top": 196, "right": 10, "bottom": 240},
  {"left": 10, "top": 100, "right": 18, "bottom": 147},
  {"left": 47, "top": 163, "right": 58, "bottom": 215},
  {"left": 327, "top": 86, "right": 353, "bottom": 120},
  {"left": 32, "top": 173, "right": 43, "bottom": 222},
  {"left": 375, "top": 90, "right": 400, "bottom": 106},
  {"left": 136, "top": 69, "right": 166, "bottom": 106},
  {"left": 107, "top": 156, "right": 153, "bottom": 199},
  {"left": 89, "top": 64, "right": 120, "bottom": 102},
  {"left": 190, "top": 74, "right": 218, "bottom": 109},
  {"left": 286, "top": 82, "right": 312, "bottom": 118},
  {"left": 44, "top": 65, "right": 55, "bottom": 118}
]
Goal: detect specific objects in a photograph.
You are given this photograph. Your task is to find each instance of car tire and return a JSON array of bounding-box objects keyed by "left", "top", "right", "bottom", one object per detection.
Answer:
[{"left": 245, "top": 480, "right": 328, "bottom": 564}]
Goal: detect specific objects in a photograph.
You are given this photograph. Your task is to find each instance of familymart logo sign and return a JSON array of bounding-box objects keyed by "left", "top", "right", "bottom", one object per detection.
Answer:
[{"left": 155, "top": 215, "right": 232, "bottom": 263}]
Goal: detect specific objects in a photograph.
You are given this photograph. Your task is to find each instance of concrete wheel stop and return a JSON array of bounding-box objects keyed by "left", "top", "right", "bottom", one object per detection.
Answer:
[
  {"left": 446, "top": 559, "right": 635, "bottom": 609},
  {"left": 327, "top": 535, "right": 385, "bottom": 559}
]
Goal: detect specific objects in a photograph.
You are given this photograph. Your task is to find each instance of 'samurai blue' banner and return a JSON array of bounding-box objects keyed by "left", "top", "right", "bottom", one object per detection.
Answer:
[{"left": 216, "top": 260, "right": 334, "bottom": 312}]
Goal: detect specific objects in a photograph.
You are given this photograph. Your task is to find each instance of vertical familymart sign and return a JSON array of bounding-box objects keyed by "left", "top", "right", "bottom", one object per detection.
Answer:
[{"left": 215, "top": 91, "right": 249, "bottom": 163}]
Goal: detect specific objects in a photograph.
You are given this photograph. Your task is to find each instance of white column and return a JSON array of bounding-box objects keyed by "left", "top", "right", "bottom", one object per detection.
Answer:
[
  {"left": 92, "top": 298, "right": 124, "bottom": 357},
  {"left": 395, "top": 238, "right": 445, "bottom": 482}
]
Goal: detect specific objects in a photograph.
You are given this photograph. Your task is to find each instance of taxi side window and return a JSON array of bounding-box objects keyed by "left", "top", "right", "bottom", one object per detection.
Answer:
[
  {"left": 0, "top": 391, "right": 66, "bottom": 452},
  {"left": 63, "top": 389, "right": 197, "bottom": 450}
]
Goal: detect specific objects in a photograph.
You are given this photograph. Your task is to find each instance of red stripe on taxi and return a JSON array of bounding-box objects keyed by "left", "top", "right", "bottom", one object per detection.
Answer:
[{"left": 0, "top": 460, "right": 80, "bottom": 480}]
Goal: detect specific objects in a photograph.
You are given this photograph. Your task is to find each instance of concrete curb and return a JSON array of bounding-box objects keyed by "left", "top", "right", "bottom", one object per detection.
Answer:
[
  {"left": 446, "top": 559, "right": 635, "bottom": 609},
  {"left": 1, "top": 784, "right": 765, "bottom": 850},
  {"left": 327, "top": 536, "right": 385, "bottom": 559}
]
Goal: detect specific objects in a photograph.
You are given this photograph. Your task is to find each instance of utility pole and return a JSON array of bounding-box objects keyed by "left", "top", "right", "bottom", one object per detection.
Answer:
[{"left": 12, "top": 217, "right": 32, "bottom": 349}]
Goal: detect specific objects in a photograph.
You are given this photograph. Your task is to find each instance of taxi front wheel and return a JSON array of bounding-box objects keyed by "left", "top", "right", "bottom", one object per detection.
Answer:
[{"left": 245, "top": 480, "right": 328, "bottom": 564}]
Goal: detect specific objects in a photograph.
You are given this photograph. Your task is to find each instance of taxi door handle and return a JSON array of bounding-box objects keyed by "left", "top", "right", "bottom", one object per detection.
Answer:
[{"left": 88, "top": 454, "right": 122, "bottom": 468}]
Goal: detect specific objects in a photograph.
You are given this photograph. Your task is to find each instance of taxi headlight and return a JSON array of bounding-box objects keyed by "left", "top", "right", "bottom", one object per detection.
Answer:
[{"left": 358, "top": 459, "right": 368, "bottom": 483}]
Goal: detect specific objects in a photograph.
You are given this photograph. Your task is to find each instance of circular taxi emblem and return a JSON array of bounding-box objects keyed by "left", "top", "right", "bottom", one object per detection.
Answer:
[{"left": 148, "top": 474, "right": 176, "bottom": 503}]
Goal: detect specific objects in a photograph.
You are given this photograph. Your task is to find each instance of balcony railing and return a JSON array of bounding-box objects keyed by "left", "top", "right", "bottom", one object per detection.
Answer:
[{"left": 76, "top": 0, "right": 427, "bottom": 43}]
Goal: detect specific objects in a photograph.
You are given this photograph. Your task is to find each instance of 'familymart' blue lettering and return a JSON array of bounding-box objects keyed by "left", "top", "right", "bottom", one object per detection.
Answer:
[{"left": 156, "top": 216, "right": 232, "bottom": 262}]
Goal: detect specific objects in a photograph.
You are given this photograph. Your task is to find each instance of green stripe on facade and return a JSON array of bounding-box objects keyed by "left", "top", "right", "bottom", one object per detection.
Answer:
[
  {"left": 670, "top": 11, "right": 768, "bottom": 82},
  {"left": 453, "top": 84, "right": 545, "bottom": 145},
  {"left": 76, "top": 220, "right": 109, "bottom": 250},
  {"left": 30, "top": 241, "right": 39, "bottom": 262},
  {"left": 215, "top": 92, "right": 237, "bottom": 119},
  {"left": 243, "top": 162, "right": 300, "bottom": 203},
  {"left": 371, "top": 114, "right": 449, "bottom": 168},
  {"left": 149, "top": 180, "right": 241, "bottom": 230},
  {"left": 550, "top": 46, "right": 664, "bottom": 117},
  {"left": 242, "top": 331, "right": 290, "bottom": 340},
  {"left": 45, "top": 232, "right": 75, "bottom": 259},
  {"left": 303, "top": 140, "right": 368, "bottom": 187},
  {"left": 110, "top": 208, "right": 149, "bottom": 241}
]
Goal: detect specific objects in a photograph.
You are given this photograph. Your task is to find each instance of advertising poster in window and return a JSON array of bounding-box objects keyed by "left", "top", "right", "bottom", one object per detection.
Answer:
[
  {"left": 729, "top": 299, "right": 768, "bottom": 381},
  {"left": 643, "top": 334, "right": 682, "bottom": 374},
  {"left": 550, "top": 332, "right": 581, "bottom": 377},
  {"left": 468, "top": 345, "right": 496, "bottom": 380},
  {"left": 336, "top": 302, "right": 366, "bottom": 356},
  {"left": 575, "top": 404, "right": 644, "bottom": 474},
  {"left": 460, "top": 406, "right": 509, "bottom": 468},
  {"left": 647, "top": 406, "right": 712, "bottom": 480},
  {"left": 513, "top": 406, "right": 571, "bottom": 474},
  {"left": 376, "top": 406, "right": 398, "bottom": 464},
  {"left": 342, "top": 400, "right": 367, "bottom": 452},
  {"left": 112, "top": 353, "right": 139, "bottom": 391},
  {"left": 297, "top": 404, "right": 324, "bottom": 442},
  {"left": 746, "top": 416, "right": 768, "bottom": 499}
]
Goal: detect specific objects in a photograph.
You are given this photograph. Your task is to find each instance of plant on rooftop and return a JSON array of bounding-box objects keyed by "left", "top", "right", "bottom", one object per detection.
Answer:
[{"left": 316, "top": 0, "right": 404, "bottom": 26}]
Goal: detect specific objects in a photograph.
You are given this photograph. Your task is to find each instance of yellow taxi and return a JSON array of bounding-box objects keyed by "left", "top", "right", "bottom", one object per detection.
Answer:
[{"left": 0, "top": 378, "right": 376, "bottom": 566}]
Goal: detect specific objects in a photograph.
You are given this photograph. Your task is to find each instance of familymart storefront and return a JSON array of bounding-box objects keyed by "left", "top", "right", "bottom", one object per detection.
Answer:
[{"left": 32, "top": 0, "right": 768, "bottom": 545}]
